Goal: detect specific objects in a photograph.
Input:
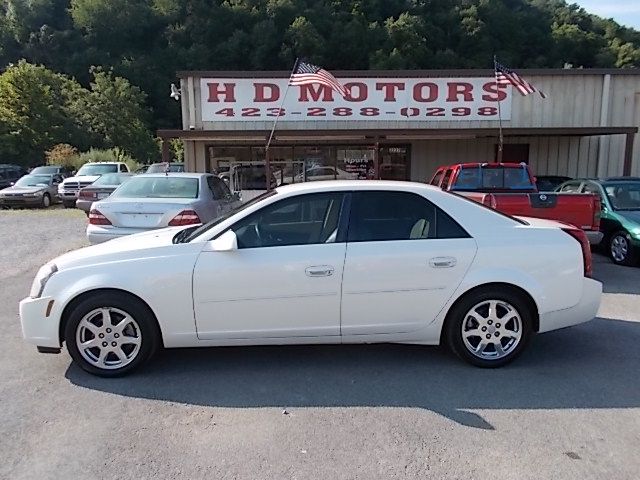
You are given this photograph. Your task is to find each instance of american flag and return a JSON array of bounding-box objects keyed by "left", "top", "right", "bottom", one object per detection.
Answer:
[
  {"left": 289, "top": 60, "right": 349, "bottom": 98},
  {"left": 495, "top": 62, "right": 547, "bottom": 99}
]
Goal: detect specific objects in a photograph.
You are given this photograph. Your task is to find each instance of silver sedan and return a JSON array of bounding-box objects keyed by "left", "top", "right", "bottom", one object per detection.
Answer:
[
  {"left": 0, "top": 174, "right": 61, "bottom": 208},
  {"left": 86, "top": 173, "right": 240, "bottom": 244}
]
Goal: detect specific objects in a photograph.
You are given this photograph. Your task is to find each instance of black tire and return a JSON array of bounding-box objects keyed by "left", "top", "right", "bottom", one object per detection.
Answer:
[
  {"left": 609, "top": 231, "right": 639, "bottom": 267},
  {"left": 41, "top": 193, "right": 51, "bottom": 208},
  {"left": 64, "top": 291, "right": 160, "bottom": 377},
  {"left": 63, "top": 200, "right": 75, "bottom": 209},
  {"left": 445, "top": 287, "right": 534, "bottom": 368}
]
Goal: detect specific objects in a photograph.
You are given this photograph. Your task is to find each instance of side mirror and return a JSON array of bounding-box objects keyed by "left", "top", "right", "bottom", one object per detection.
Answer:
[{"left": 210, "top": 230, "right": 238, "bottom": 252}]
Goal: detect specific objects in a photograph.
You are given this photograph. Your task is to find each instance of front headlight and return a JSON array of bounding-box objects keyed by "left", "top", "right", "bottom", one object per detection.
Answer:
[
  {"left": 24, "top": 191, "right": 43, "bottom": 197},
  {"left": 29, "top": 264, "right": 58, "bottom": 298}
]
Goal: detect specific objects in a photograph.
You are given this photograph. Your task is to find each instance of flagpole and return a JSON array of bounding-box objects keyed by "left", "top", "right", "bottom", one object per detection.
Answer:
[
  {"left": 493, "top": 55, "right": 504, "bottom": 163},
  {"left": 264, "top": 58, "right": 299, "bottom": 191}
]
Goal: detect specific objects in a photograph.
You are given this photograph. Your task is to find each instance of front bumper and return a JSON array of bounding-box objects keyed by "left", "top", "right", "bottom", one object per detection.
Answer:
[
  {"left": 0, "top": 196, "right": 43, "bottom": 207},
  {"left": 538, "top": 277, "right": 602, "bottom": 333},
  {"left": 19, "top": 296, "right": 61, "bottom": 349},
  {"left": 86, "top": 224, "right": 151, "bottom": 244}
]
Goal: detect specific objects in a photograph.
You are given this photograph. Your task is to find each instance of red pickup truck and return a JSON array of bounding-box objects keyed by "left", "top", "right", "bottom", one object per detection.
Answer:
[{"left": 429, "top": 163, "right": 602, "bottom": 244}]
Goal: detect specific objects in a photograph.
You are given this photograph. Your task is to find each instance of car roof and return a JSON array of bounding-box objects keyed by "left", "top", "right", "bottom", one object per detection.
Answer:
[
  {"left": 275, "top": 180, "right": 440, "bottom": 194},
  {"left": 136, "top": 172, "right": 210, "bottom": 179}
]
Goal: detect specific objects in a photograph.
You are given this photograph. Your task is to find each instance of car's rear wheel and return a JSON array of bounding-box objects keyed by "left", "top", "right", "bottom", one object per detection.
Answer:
[
  {"left": 609, "top": 231, "right": 638, "bottom": 266},
  {"left": 64, "top": 292, "right": 160, "bottom": 377},
  {"left": 445, "top": 287, "right": 534, "bottom": 368},
  {"left": 41, "top": 193, "right": 51, "bottom": 208}
]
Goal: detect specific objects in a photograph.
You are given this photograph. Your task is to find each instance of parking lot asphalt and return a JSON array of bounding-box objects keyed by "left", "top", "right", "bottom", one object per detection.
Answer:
[{"left": 1, "top": 210, "right": 639, "bottom": 480}]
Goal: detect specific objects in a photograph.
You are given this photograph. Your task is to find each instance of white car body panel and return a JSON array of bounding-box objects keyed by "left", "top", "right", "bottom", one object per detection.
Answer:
[
  {"left": 20, "top": 181, "right": 602, "bottom": 354},
  {"left": 341, "top": 238, "right": 477, "bottom": 335},
  {"left": 193, "top": 243, "right": 346, "bottom": 339}
]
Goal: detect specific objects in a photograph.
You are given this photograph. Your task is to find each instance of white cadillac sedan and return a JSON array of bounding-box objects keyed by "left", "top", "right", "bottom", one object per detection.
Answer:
[{"left": 20, "top": 181, "right": 602, "bottom": 377}]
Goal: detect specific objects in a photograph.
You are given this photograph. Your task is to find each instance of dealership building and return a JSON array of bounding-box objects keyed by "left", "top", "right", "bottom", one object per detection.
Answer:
[{"left": 159, "top": 69, "right": 640, "bottom": 183}]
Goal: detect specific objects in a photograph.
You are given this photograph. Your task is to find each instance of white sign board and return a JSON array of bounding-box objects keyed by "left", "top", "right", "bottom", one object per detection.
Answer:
[{"left": 200, "top": 77, "right": 511, "bottom": 124}]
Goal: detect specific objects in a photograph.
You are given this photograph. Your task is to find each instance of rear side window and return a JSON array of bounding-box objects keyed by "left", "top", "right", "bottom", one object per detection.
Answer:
[{"left": 347, "top": 191, "right": 469, "bottom": 242}]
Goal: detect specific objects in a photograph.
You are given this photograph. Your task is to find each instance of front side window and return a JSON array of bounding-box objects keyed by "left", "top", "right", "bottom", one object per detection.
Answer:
[
  {"left": 232, "top": 192, "right": 344, "bottom": 248},
  {"left": 347, "top": 191, "right": 469, "bottom": 242},
  {"left": 604, "top": 182, "right": 640, "bottom": 210}
]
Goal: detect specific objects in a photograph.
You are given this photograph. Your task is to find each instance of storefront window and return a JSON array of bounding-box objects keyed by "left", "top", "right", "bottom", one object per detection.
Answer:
[
  {"left": 379, "top": 146, "right": 410, "bottom": 181},
  {"left": 293, "top": 146, "right": 335, "bottom": 182},
  {"left": 336, "top": 148, "right": 375, "bottom": 180}
]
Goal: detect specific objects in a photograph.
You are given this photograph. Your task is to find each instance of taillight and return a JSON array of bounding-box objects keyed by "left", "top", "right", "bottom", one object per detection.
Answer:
[
  {"left": 168, "top": 209, "right": 201, "bottom": 226},
  {"left": 562, "top": 228, "right": 592, "bottom": 277},
  {"left": 79, "top": 190, "right": 96, "bottom": 199},
  {"left": 89, "top": 209, "right": 112, "bottom": 226}
]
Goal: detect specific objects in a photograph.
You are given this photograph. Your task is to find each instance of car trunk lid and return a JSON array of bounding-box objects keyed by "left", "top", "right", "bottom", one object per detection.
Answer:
[{"left": 93, "top": 198, "right": 196, "bottom": 229}]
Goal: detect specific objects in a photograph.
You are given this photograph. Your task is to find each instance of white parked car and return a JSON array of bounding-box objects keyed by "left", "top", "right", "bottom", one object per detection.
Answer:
[
  {"left": 58, "top": 162, "right": 129, "bottom": 208},
  {"left": 20, "top": 181, "right": 602, "bottom": 377},
  {"left": 86, "top": 173, "right": 239, "bottom": 244}
]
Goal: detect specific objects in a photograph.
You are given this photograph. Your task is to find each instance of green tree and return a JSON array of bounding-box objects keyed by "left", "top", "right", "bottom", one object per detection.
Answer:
[
  {"left": 69, "top": 67, "right": 157, "bottom": 162},
  {"left": 0, "top": 60, "right": 89, "bottom": 166}
]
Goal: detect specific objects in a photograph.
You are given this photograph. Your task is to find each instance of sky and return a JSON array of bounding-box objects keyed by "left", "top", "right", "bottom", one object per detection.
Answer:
[{"left": 575, "top": 0, "right": 640, "bottom": 30}]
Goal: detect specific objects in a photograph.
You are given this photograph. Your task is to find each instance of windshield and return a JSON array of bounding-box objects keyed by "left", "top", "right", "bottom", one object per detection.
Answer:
[
  {"left": 451, "top": 166, "right": 534, "bottom": 191},
  {"left": 93, "top": 173, "right": 130, "bottom": 186},
  {"left": 176, "top": 190, "right": 277, "bottom": 243},
  {"left": 604, "top": 182, "right": 640, "bottom": 210},
  {"left": 76, "top": 164, "right": 119, "bottom": 176},
  {"left": 146, "top": 163, "right": 185, "bottom": 174},
  {"left": 30, "top": 166, "right": 58, "bottom": 174},
  {"left": 15, "top": 175, "right": 51, "bottom": 187},
  {"left": 111, "top": 176, "right": 199, "bottom": 199}
]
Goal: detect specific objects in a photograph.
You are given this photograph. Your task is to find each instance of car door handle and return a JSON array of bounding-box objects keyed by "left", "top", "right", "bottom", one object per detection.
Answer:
[
  {"left": 305, "top": 266, "right": 334, "bottom": 277},
  {"left": 429, "top": 257, "right": 457, "bottom": 268}
]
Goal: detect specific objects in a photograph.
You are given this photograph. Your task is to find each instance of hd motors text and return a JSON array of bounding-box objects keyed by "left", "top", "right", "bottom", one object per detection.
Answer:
[{"left": 199, "top": 77, "right": 513, "bottom": 122}]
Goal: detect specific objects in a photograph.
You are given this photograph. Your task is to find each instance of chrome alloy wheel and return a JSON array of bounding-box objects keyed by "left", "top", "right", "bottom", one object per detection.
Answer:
[
  {"left": 75, "top": 307, "right": 142, "bottom": 370},
  {"left": 611, "top": 234, "right": 629, "bottom": 263},
  {"left": 461, "top": 300, "right": 522, "bottom": 360}
]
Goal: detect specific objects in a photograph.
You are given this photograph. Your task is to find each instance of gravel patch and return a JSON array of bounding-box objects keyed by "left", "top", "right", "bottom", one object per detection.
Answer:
[{"left": 0, "top": 208, "right": 89, "bottom": 277}]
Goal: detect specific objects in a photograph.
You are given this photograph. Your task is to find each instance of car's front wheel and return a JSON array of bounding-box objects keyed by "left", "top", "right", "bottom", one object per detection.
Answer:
[
  {"left": 445, "top": 287, "right": 534, "bottom": 368},
  {"left": 609, "top": 231, "right": 638, "bottom": 266},
  {"left": 62, "top": 200, "right": 75, "bottom": 209},
  {"left": 41, "top": 193, "right": 51, "bottom": 208},
  {"left": 64, "top": 292, "right": 160, "bottom": 377}
]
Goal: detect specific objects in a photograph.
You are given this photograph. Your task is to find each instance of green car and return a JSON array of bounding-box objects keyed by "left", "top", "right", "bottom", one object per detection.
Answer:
[{"left": 556, "top": 178, "right": 640, "bottom": 266}]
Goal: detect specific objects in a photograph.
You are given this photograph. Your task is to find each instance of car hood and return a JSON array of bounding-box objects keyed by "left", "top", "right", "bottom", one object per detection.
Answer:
[
  {"left": 615, "top": 210, "right": 640, "bottom": 225},
  {"left": 51, "top": 226, "right": 199, "bottom": 270},
  {"left": 61, "top": 175, "right": 100, "bottom": 184},
  {"left": 0, "top": 186, "right": 46, "bottom": 194}
]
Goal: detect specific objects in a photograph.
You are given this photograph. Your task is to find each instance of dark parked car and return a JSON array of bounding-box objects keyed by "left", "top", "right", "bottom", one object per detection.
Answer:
[
  {"left": 145, "top": 162, "right": 185, "bottom": 174},
  {"left": 30, "top": 165, "right": 74, "bottom": 178},
  {"left": 556, "top": 178, "right": 640, "bottom": 266},
  {"left": 536, "top": 175, "right": 572, "bottom": 192},
  {"left": 0, "top": 164, "right": 27, "bottom": 189},
  {"left": 76, "top": 173, "right": 134, "bottom": 214}
]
